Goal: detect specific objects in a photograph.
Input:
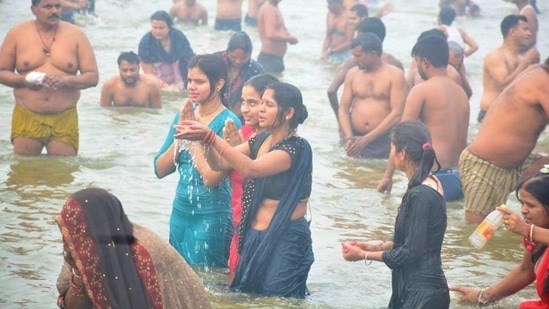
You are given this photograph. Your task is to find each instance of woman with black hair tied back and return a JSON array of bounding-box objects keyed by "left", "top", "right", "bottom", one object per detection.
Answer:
[{"left": 342, "top": 120, "right": 450, "bottom": 309}]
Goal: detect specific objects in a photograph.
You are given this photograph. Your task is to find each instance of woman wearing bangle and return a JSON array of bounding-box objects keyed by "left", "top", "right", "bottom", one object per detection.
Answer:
[
  {"left": 174, "top": 82, "right": 314, "bottom": 298},
  {"left": 55, "top": 188, "right": 211, "bottom": 309},
  {"left": 451, "top": 172, "right": 549, "bottom": 308},
  {"left": 223, "top": 73, "right": 279, "bottom": 277},
  {"left": 341, "top": 121, "right": 450, "bottom": 308},
  {"left": 154, "top": 54, "right": 241, "bottom": 267}
]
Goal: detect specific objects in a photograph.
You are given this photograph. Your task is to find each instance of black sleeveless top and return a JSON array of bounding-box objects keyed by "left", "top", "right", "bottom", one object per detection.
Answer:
[{"left": 248, "top": 131, "right": 312, "bottom": 201}]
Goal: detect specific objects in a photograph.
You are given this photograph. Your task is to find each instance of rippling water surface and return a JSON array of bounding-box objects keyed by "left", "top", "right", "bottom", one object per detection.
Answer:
[{"left": 0, "top": 0, "right": 548, "bottom": 308}]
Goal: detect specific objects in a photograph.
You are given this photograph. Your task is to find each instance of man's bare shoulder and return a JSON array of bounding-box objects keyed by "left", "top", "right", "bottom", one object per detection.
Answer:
[
  {"left": 381, "top": 63, "right": 405, "bottom": 79},
  {"left": 102, "top": 75, "right": 119, "bottom": 87},
  {"left": 140, "top": 74, "right": 162, "bottom": 89},
  {"left": 3, "top": 21, "right": 34, "bottom": 39}
]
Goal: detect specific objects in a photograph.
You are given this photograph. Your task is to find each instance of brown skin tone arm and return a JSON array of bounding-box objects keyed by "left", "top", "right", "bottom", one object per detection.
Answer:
[
  {"left": 0, "top": 31, "right": 26, "bottom": 88},
  {"left": 149, "top": 82, "right": 162, "bottom": 108},
  {"left": 450, "top": 252, "right": 535, "bottom": 304},
  {"left": 99, "top": 78, "right": 115, "bottom": 107}
]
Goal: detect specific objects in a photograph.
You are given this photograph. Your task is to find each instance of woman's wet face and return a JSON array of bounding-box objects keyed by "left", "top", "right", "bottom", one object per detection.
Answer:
[
  {"left": 258, "top": 88, "right": 280, "bottom": 129},
  {"left": 186, "top": 67, "right": 212, "bottom": 104},
  {"left": 228, "top": 48, "right": 251, "bottom": 70},
  {"left": 151, "top": 19, "right": 169, "bottom": 41},
  {"left": 519, "top": 186, "right": 549, "bottom": 228},
  {"left": 241, "top": 85, "right": 261, "bottom": 127}
]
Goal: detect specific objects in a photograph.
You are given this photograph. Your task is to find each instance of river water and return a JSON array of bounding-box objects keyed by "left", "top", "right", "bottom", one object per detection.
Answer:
[{"left": 0, "top": 0, "right": 548, "bottom": 308}]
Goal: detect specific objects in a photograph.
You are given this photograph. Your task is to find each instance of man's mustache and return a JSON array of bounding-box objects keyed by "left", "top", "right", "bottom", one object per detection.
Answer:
[{"left": 49, "top": 14, "right": 60, "bottom": 19}]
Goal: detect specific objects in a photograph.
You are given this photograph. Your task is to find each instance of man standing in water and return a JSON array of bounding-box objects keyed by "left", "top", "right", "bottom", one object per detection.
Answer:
[
  {"left": 321, "top": 0, "right": 354, "bottom": 62},
  {"left": 0, "top": 0, "right": 99, "bottom": 156},
  {"left": 477, "top": 14, "right": 538, "bottom": 122},
  {"left": 100, "top": 52, "right": 162, "bottom": 108},
  {"left": 377, "top": 36, "right": 469, "bottom": 202},
  {"left": 459, "top": 56, "right": 549, "bottom": 224},
  {"left": 338, "top": 33, "right": 407, "bottom": 159},
  {"left": 257, "top": 0, "right": 298, "bottom": 74},
  {"left": 245, "top": 0, "right": 266, "bottom": 27},
  {"left": 215, "top": 0, "right": 243, "bottom": 31}
]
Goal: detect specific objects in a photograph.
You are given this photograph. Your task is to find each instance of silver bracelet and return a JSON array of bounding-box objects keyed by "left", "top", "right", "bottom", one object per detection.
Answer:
[
  {"left": 364, "top": 251, "right": 373, "bottom": 266},
  {"left": 477, "top": 288, "right": 488, "bottom": 305}
]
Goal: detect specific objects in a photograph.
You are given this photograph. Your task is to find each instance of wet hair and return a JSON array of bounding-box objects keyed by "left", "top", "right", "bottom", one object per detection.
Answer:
[
  {"left": 411, "top": 35, "right": 449, "bottom": 68},
  {"left": 515, "top": 172, "right": 549, "bottom": 276},
  {"left": 515, "top": 173, "right": 549, "bottom": 216},
  {"left": 265, "top": 82, "right": 308, "bottom": 130},
  {"left": 243, "top": 73, "right": 279, "bottom": 97},
  {"left": 448, "top": 41, "right": 464, "bottom": 57},
  {"left": 32, "top": 0, "right": 40, "bottom": 5},
  {"left": 227, "top": 32, "right": 253, "bottom": 54},
  {"left": 500, "top": 14, "right": 527, "bottom": 38},
  {"left": 117, "top": 51, "right": 140, "bottom": 66},
  {"left": 350, "top": 4, "right": 369, "bottom": 18},
  {"left": 357, "top": 17, "right": 386, "bottom": 42},
  {"left": 150, "top": 10, "right": 173, "bottom": 28},
  {"left": 391, "top": 120, "right": 440, "bottom": 191},
  {"left": 187, "top": 54, "right": 229, "bottom": 107},
  {"left": 351, "top": 33, "right": 382, "bottom": 55},
  {"left": 417, "top": 28, "right": 446, "bottom": 41},
  {"left": 439, "top": 6, "right": 456, "bottom": 25}
]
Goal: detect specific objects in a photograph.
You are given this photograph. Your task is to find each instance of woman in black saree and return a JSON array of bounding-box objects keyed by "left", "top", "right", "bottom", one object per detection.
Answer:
[{"left": 174, "top": 81, "right": 314, "bottom": 298}]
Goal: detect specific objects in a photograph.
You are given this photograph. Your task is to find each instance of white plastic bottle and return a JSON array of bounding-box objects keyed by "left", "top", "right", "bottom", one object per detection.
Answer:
[{"left": 468, "top": 204, "right": 508, "bottom": 249}]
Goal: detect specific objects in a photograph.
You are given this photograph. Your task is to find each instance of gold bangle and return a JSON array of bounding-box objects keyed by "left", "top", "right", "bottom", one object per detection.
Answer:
[{"left": 530, "top": 224, "right": 535, "bottom": 243}]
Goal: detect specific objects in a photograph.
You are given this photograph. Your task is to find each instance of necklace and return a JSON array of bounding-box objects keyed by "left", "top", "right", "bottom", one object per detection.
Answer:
[
  {"left": 35, "top": 21, "right": 58, "bottom": 57},
  {"left": 197, "top": 101, "right": 222, "bottom": 122}
]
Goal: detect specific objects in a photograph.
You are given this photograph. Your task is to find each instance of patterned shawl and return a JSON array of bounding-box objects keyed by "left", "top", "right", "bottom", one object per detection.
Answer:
[{"left": 56, "top": 188, "right": 162, "bottom": 308}]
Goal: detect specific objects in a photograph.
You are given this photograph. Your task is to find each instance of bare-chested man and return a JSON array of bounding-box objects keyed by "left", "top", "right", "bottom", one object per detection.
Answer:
[
  {"left": 510, "top": 0, "right": 538, "bottom": 53},
  {"left": 328, "top": 17, "right": 403, "bottom": 130},
  {"left": 459, "top": 56, "right": 549, "bottom": 224},
  {"left": 321, "top": 0, "right": 354, "bottom": 62},
  {"left": 170, "top": 0, "right": 208, "bottom": 25},
  {"left": 407, "top": 29, "right": 472, "bottom": 96},
  {"left": 377, "top": 36, "right": 469, "bottom": 201},
  {"left": 257, "top": 0, "right": 298, "bottom": 74},
  {"left": 215, "top": 0, "right": 243, "bottom": 31},
  {"left": 477, "top": 14, "right": 539, "bottom": 122},
  {"left": 245, "top": 0, "right": 266, "bottom": 26},
  {"left": 100, "top": 52, "right": 162, "bottom": 108},
  {"left": 338, "top": 33, "right": 407, "bottom": 158},
  {"left": 0, "top": 0, "right": 98, "bottom": 156}
]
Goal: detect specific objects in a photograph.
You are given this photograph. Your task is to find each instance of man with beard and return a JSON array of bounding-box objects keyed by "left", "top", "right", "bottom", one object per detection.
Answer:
[
  {"left": 100, "top": 52, "right": 162, "bottom": 108},
  {"left": 377, "top": 35, "right": 470, "bottom": 202},
  {"left": 338, "top": 33, "right": 407, "bottom": 158},
  {"left": 0, "top": 0, "right": 98, "bottom": 156}
]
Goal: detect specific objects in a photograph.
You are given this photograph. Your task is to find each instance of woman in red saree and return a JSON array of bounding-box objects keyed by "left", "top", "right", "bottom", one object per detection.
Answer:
[{"left": 451, "top": 171, "right": 549, "bottom": 308}]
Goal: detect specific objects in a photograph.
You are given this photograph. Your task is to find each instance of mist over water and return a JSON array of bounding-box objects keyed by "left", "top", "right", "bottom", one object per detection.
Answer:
[{"left": 0, "top": 0, "right": 548, "bottom": 308}]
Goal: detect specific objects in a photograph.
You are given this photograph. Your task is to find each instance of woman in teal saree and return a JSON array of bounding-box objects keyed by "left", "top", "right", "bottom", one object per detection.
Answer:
[{"left": 154, "top": 54, "right": 241, "bottom": 267}]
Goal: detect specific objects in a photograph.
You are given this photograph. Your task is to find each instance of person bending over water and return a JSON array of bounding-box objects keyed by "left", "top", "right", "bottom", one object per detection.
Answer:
[
  {"left": 55, "top": 187, "right": 211, "bottom": 309},
  {"left": 138, "top": 10, "right": 195, "bottom": 90},
  {"left": 451, "top": 172, "right": 549, "bottom": 308}
]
